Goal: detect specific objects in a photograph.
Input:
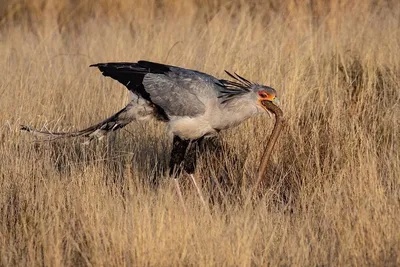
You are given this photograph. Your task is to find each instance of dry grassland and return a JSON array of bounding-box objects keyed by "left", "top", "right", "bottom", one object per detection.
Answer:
[{"left": 0, "top": 0, "right": 399, "bottom": 266}]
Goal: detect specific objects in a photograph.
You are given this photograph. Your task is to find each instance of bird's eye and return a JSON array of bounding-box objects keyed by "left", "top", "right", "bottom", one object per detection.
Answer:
[{"left": 259, "top": 92, "right": 268, "bottom": 98}]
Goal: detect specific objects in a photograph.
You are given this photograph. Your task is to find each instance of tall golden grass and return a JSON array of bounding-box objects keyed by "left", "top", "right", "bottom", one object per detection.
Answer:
[{"left": 1, "top": 0, "right": 399, "bottom": 266}]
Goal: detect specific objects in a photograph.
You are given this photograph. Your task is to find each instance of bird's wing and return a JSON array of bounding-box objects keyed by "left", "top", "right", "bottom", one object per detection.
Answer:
[
  {"left": 142, "top": 71, "right": 207, "bottom": 117},
  {"left": 91, "top": 61, "right": 212, "bottom": 118}
]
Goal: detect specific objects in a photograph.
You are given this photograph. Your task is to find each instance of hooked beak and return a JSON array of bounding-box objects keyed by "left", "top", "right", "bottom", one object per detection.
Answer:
[
  {"left": 271, "top": 97, "right": 280, "bottom": 106},
  {"left": 261, "top": 97, "right": 280, "bottom": 118}
]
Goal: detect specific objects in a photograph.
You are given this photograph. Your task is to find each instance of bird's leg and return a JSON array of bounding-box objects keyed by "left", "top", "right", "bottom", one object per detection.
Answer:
[
  {"left": 182, "top": 138, "right": 201, "bottom": 174},
  {"left": 189, "top": 174, "right": 206, "bottom": 206},
  {"left": 169, "top": 136, "right": 191, "bottom": 211},
  {"left": 198, "top": 136, "right": 229, "bottom": 203},
  {"left": 169, "top": 136, "right": 207, "bottom": 206},
  {"left": 173, "top": 178, "right": 187, "bottom": 214},
  {"left": 169, "top": 135, "right": 190, "bottom": 177},
  {"left": 185, "top": 138, "right": 207, "bottom": 206}
]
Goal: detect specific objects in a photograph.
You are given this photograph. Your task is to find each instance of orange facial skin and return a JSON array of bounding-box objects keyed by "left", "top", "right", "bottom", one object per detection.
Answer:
[{"left": 258, "top": 90, "right": 276, "bottom": 102}]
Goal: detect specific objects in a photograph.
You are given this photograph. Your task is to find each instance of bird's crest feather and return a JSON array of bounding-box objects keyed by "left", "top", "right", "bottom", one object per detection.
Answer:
[{"left": 217, "top": 71, "right": 254, "bottom": 103}]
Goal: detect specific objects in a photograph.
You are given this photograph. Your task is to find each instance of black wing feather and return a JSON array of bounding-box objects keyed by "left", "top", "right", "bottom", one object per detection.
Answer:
[
  {"left": 90, "top": 61, "right": 174, "bottom": 100},
  {"left": 90, "top": 61, "right": 173, "bottom": 120}
]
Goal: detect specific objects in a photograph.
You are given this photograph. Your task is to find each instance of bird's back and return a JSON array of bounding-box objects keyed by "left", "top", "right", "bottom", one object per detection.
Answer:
[
  {"left": 91, "top": 61, "right": 222, "bottom": 118},
  {"left": 91, "top": 61, "right": 260, "bottom": 139}
]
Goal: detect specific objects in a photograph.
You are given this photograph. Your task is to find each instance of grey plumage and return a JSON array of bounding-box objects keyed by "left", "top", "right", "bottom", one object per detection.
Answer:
[
  {"left": 143, "top": 73, "right": 206, "bottom": 117},
  {"left": 21, "top": 60, "right": 279, "bottom": 176}
]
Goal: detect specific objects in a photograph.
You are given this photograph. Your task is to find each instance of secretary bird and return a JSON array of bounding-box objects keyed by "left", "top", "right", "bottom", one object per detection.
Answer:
[{"left": 21, "top": 60, "right": 281, "bottom": 205}]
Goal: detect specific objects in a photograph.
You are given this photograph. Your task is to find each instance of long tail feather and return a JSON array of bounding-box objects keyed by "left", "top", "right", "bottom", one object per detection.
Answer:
[{"left": 21, "top": 102, "right": 145, "bottom": 142}]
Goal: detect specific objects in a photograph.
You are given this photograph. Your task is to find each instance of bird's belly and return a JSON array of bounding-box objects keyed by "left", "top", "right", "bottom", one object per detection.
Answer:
[
  {"left": 210, "top": 110, "right": 255, "bottom": 131},
  {"left": 168, "top": 116, "right": 216, "bottom": 140},
  {"left": 168, "top": 105, "right": 258, "bottom": 140}
]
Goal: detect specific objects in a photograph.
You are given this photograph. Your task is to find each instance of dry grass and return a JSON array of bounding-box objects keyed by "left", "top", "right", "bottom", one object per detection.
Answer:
[{"left": 1, "top": 0, "right": 399, "bottom": 266}]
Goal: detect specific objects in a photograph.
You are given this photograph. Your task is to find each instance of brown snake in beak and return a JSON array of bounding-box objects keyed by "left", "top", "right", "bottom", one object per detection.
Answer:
[{"left": 254, "top": 100, "right": 285, "bottom": 191}]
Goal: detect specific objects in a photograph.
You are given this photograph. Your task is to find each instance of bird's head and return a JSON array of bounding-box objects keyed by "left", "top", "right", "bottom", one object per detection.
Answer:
[
  {"left": 254, "top": 85, "right": 280, "bottom": 114},
  {"left": 219, "top": 71, "right": 280, "bottom": 116}
]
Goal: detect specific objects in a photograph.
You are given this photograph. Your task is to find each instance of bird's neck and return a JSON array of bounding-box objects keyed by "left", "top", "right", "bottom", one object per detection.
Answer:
[{"left": 218, "top": 97, "right": 259, "bottom": 128}]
